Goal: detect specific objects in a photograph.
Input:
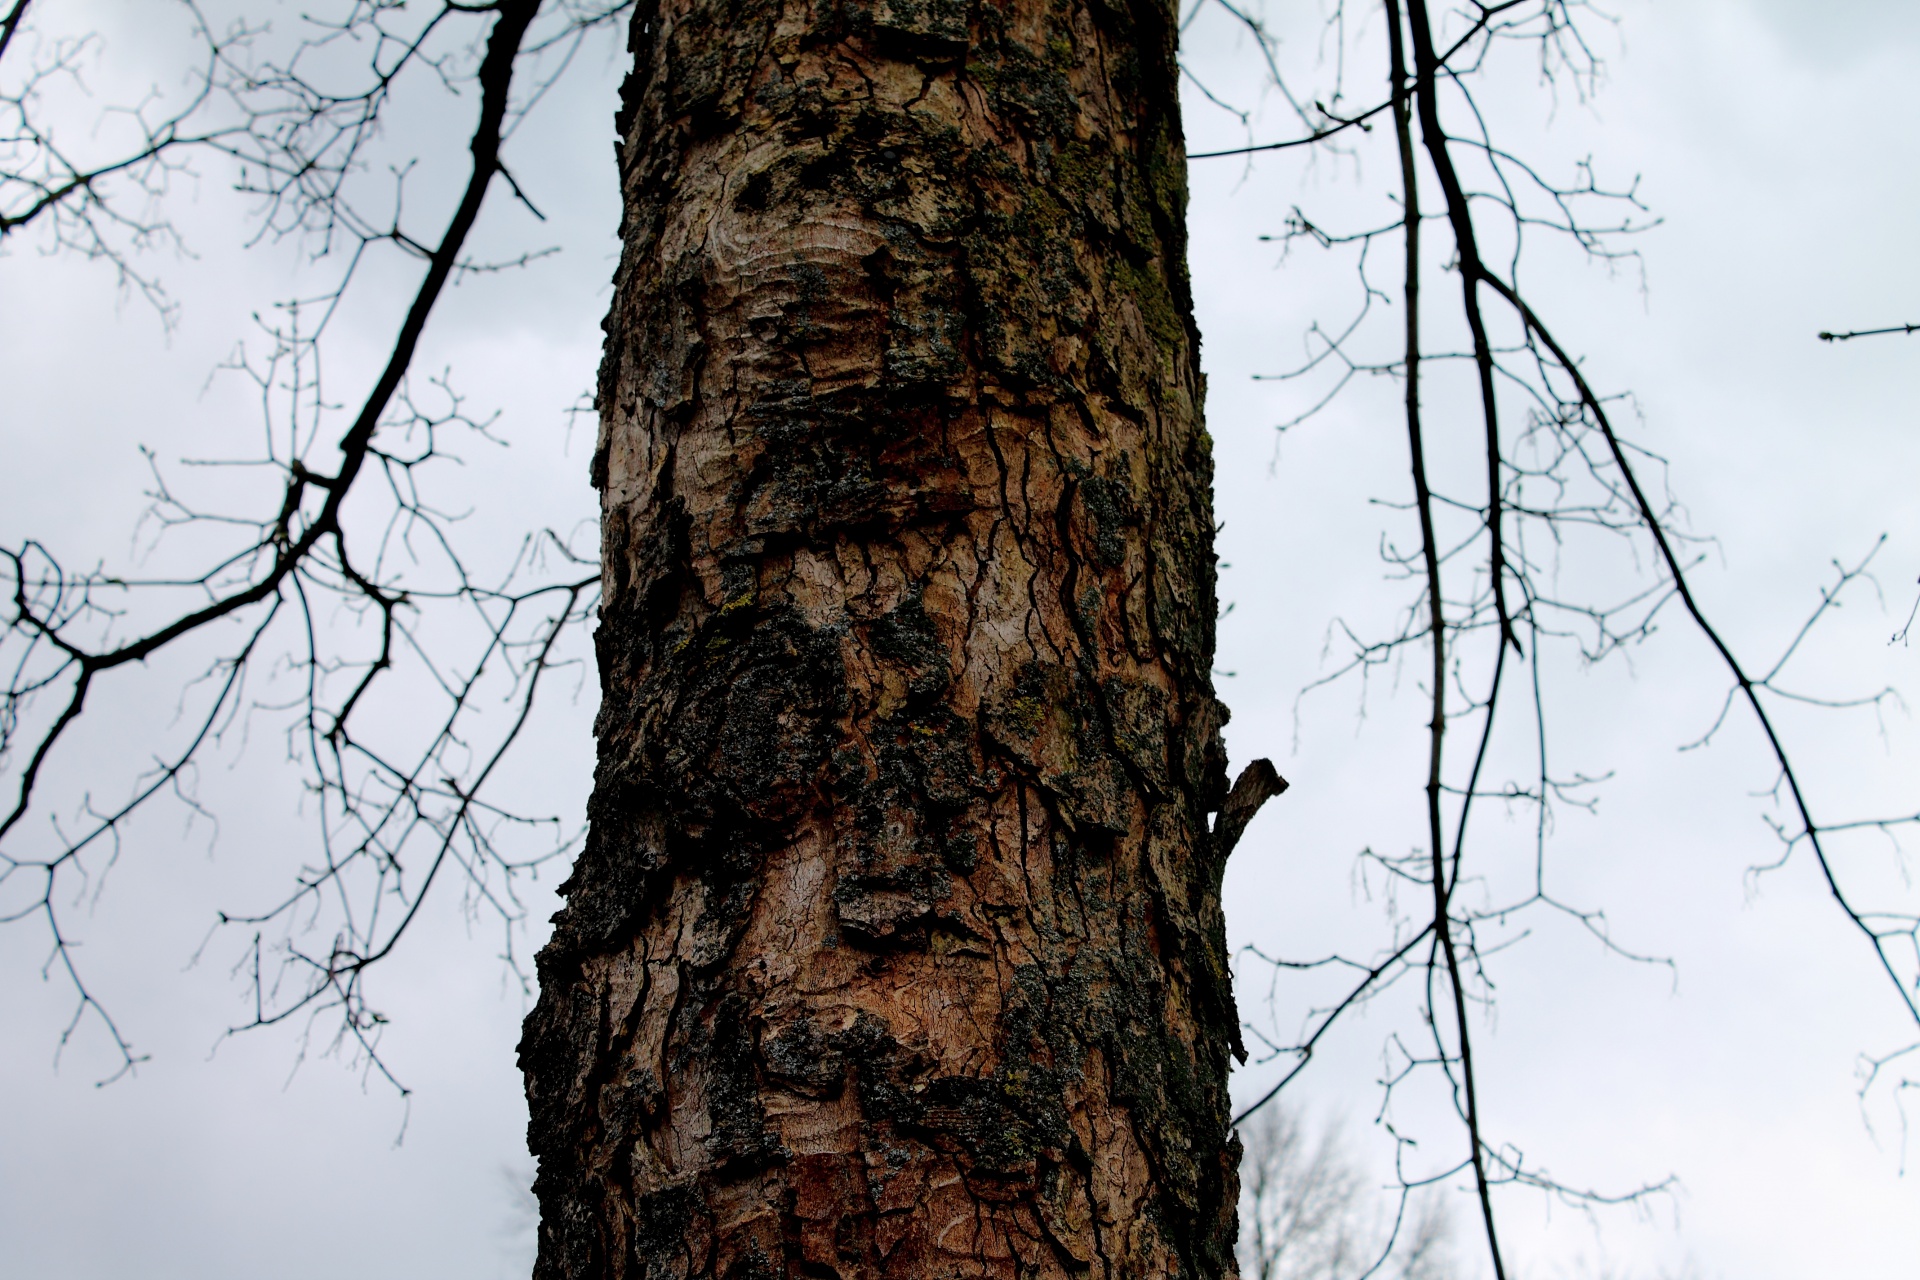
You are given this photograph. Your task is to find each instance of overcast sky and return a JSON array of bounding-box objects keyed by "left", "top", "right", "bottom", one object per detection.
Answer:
[{"left": 3, "top": 2, "right": 1918, "bottom": 1278}]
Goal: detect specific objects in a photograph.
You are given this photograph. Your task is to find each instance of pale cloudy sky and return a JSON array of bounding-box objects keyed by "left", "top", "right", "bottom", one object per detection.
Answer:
[{"left": 2, "top": 3, "right": 1917, "bottom": 1278}]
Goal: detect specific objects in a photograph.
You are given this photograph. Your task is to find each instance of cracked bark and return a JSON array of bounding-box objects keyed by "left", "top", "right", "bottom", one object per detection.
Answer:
[{"left": 520, "top": 0, "right": 1268, "bottom": 1274}]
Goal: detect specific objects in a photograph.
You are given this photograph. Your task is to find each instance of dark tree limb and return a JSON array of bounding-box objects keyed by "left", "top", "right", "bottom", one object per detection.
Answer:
[
  {"left": 1819, "top": 323, "right": 1919, "bottom": 342},
  {"left": 1215, "top": 758, "right": 1289, "bottom": 860}
]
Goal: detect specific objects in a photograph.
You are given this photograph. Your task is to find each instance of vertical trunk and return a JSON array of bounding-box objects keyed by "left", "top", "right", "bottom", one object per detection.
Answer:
[{"left": 520, "top": 0, "right": 1239, "bottom": 1275}]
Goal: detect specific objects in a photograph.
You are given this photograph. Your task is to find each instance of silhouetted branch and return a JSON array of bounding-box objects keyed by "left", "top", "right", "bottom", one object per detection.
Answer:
[
  {"left": 1203, "top": 1, "right": 1912, "bottom": 1273},
  {"left": 1819, "top": 323, "right": 1918, "bottom": 342},
  {"left": 1, "top": 0, "right": 618, "bottom": 1089}
]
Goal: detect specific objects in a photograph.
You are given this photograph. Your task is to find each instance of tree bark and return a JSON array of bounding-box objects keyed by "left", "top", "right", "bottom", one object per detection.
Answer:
[{"left": 520, "top": 0, "right": 1242, "bottom": 1274}]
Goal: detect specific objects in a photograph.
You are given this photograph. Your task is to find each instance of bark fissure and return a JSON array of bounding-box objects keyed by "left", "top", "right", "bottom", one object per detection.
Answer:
[{"left": 522, "top": 0, "right": 1272, "bottom": 1273}]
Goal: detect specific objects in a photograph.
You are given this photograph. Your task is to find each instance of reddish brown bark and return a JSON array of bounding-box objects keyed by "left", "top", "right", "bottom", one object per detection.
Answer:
[{"left": 520, "top": 0, "right": 1251, "bottom": 1274}]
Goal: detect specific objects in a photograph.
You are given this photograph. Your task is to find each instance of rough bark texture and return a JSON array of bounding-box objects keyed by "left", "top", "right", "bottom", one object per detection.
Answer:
[{"left": 520, "top": 0, "right": 1240, "bottom": 1274}]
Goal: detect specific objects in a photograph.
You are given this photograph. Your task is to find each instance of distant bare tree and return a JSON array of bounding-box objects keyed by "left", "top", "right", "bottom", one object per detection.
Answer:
[{"left": 1239, "top": 1104, "right": 1455, "bottom": 1280}]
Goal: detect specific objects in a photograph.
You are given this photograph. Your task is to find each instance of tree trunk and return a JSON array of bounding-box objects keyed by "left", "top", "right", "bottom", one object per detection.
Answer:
[{"left": 520, "top": 0, "right": 1242, "bottom": 1274}]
